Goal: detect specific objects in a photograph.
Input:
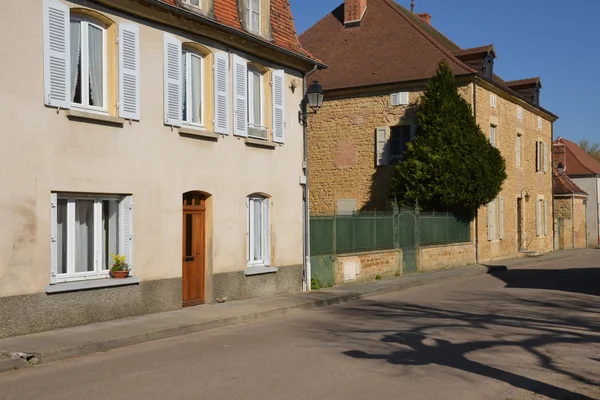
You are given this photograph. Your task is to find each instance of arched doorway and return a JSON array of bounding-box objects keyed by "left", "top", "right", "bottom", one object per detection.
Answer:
[{"left": 182, "top": 191, "right": 206, "bottom": 307}]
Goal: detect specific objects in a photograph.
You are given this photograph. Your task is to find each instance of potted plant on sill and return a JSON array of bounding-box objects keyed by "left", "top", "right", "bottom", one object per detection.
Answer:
[{"left": 110, "top": 254, "right": 131, "bottom": 279}]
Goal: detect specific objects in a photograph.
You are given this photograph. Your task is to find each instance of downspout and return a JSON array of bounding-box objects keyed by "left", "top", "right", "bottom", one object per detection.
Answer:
[
  {"left": 572, "top": 193, "right": 575, "bottom": 249},
  {"left": 302, "top": 64, "right": 318, "bottom": 291},
  {"left": 473, "top": 78, "right": 480, "bottom": 263},
  {"left": 551, "top": 122, "right": 556, "bottom": 252},
  {"left": 585, "top": 196, "right": 589, "bottom": 248}
]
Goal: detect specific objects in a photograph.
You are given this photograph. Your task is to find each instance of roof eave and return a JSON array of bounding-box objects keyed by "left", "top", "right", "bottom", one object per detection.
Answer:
[{"left": 94, "top": 0, "right": 327, "bottom": 70}]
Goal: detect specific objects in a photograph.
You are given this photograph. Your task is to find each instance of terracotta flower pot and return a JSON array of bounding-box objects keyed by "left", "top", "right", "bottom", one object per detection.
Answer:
[{"left": 110, "top": 270, "right": 129, "bottom": 279}]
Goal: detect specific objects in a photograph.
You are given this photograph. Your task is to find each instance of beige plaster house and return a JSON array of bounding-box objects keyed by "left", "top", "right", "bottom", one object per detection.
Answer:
[
  {"left": 300, "top": 0, "right": 558, "bottom": 263},
  {"left": 0, "top": 0, "right": 322, "bottom": 338}
]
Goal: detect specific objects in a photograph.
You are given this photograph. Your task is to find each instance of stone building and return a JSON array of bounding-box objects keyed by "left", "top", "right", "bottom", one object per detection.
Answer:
[
  {"left": 300, "top": 0, "right": 558, "bottom": 262},
  {"left": 0, "top": 0, "right": 322, "bottom": 338},
  {"left": 552, "top": 166, "right": 588, "bottom": 250},
  {"left": 553, "top": 137, "right": 600, "bottom": 247}
]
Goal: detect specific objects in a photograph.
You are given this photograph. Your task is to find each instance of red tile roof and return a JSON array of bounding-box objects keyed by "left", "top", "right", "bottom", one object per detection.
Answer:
[
  {"left": 156, "top": 0, "right": 316, "bottom": 62},
  {"left": 299, "top": 0, "right": 556, "bottom": 118},
  {"left": 298, "top": 0, "right": 475, "bottom": 91},
  {"left": 553, "top": 166, "right": 587, "bottom": 196},
  {"left": 453, "top": 44, "right": 495, "bottom": 58},
  {"left": 554, "top": 137, "right": 600, "bottom": 176},
  {"left": 506, "top": 77, "right": 541, "bottom": 90}
]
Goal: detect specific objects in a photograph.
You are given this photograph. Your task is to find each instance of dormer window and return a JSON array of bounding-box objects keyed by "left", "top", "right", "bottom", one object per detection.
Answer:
[
  {"left": 247, "top": 0, "right": 260, "bottom": 34},
  {"left": 183, "top": 0, "right": 202, "bottom": 9},
  {"left": 531, "top": 87, "right": 540, "bottom": 106},
  {"left": 483, "top": 54, "right": 494, "bottom": 80}
]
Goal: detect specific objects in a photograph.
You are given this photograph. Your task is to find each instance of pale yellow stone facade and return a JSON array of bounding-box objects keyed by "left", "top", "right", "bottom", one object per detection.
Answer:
[
  {"left": 308, "top": 80, "right": 555, "bottom": 263},
  {"left": 554, "top": 196, "right": 587, "bottom": 249}
]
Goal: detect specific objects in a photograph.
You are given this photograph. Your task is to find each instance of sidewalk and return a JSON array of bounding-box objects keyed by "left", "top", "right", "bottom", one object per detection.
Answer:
[{"left": 0, "top": 248, "right": 592, "bottom": 373}]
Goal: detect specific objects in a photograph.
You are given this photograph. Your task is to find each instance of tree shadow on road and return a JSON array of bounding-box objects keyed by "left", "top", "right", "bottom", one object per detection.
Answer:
[
  {"left": 307, "top": 269, "right": 600, "bottom": 399},
  {"left": 485, "top": 266, "right": 600, "bottom": 297}
]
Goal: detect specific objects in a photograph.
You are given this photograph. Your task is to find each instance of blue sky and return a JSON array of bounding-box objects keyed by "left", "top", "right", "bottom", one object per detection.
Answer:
[{"left": 290, "top": 0, "right": 599, "bottom": 144}]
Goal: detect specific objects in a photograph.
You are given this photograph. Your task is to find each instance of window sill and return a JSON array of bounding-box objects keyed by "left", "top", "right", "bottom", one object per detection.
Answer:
[
  {"left": 45, "top": 276, "right": 140, "bottom": 294},
  {"left": 244, "top": 266, "right": 278, "bottom": 276},
  {"left": 179, "top": 127, "right": 219, "bottom": 141},
  {"left": 245, "top": 138, "right": 277, "bottom": 149},
  {"left": 66, "top": 110, "right": 125, "bottom": 127}
]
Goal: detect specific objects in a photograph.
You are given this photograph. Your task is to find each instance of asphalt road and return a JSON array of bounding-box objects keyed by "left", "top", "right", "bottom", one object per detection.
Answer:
[{"left": 2, "top": 253, "right": 600, "bottom": 400}]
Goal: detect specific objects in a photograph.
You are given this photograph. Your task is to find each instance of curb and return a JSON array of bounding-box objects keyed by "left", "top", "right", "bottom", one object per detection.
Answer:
[
  {"left": 0, "top": 266, "right": 489, "bottom": 372},
  {"left": 1, "top": 249, "right": 594, "bottom": 373}
]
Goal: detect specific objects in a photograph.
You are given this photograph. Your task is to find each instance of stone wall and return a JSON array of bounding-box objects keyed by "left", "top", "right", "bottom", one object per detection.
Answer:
[
  {"left": 419, "top": 242, "right": 476, "bottom": 272},
  {"left": 335, "top": 250, "right": 402, "bottom": 284},
  {"left": 307, "top": 81, "right": 554, "bottom": 262},
  {"left": 555, "top": 196, "right": 588, "bottom": 250},
  {"left": 474, "top": 84, "right": 554, "bottom": 261}
]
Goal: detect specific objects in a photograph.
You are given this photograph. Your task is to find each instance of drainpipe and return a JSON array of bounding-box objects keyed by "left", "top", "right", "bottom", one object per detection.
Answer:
[
  {"left": 585, "top": 196, "right": 588, "bottom": 248},
  {"left": 472, "top": 78, "right": 480, "bottom": 263},
  {"left": 551, "top": 122, "right": 556, "bottom": 252},
  {"left": 302, "top": 64, "right": 318, "bottom": 292},
  {"left": 572, "top": 193, "right": 575, "bottom": 249}
]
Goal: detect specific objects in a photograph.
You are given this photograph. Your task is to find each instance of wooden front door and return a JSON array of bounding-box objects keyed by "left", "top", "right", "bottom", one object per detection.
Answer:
[{"left": 182, "top": 193, "right": 206, "bottom": 307}]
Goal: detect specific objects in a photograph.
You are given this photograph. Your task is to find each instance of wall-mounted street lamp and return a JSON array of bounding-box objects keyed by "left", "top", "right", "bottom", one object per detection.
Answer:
[
  {"left": 520, "top": 188, "right": 531, "bottom": 202},
  {"left": 299, "top": 81, "right": 324, "bottom": 125}
]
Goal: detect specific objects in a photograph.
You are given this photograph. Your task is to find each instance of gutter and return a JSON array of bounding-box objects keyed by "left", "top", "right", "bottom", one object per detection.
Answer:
[
  {"left": 572, "top": 193, "right": 575, "bottom": 249},
  {"left": 302, "top": 64, "right": 319, "bottom": 291},
  {"left": 125, "top": 0, "right": 327, "bottom": 70},
  {"left": 552, "top": 122, "right": 556, "bottom": 252}
]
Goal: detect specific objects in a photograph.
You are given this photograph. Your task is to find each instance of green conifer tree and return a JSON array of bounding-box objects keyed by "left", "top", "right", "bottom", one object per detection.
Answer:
[{"left": 390, "top": 62, "right": 507, "bottom": 217}]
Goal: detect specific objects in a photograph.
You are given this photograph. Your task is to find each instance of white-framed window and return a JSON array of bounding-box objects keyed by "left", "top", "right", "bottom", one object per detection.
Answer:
[
  {"left": 183, "top": 0, "right": 202, "bottom": 9},
  {"left": 246, "top": 0, "right": 260, "bottom": 34},
  {"left": 517, "top": 107, "right": 523, "bottom": 121},
  {"left": 247, "top": 195, "right": 271, "bottom": 267},
  {"left": 489, "top": 125, "right": 496, "bottom": 147},
  {"left": 51, "top": 193, "right": 134, "bottom": 284},
  {"left": 490, "top": 94, "right": 497, "bottom": 109},
  {"left": 70, "top": 17, "right": 108, "bottom": 113},
  {"left": 516, "top": 134, "right": 522, "bottom": 167},
  {"left": 182, "top": 50, "right": 204, "bottom": 127},
  {"left": 248, "top": 68, "right": 267, "bottom": 139}
]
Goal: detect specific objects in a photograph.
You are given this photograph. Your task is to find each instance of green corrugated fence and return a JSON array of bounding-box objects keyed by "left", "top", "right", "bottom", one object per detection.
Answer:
[{"left": 310, "top": 210, "right": 470, "bottom": 256}]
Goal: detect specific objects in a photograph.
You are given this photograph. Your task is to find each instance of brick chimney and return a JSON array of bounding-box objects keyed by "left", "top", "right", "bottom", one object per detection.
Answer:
[
  {"left": 344, "top": 0, "right": 367, "bottom": 26},
  {"left": 553, "top": 138, "right": 566, "bottom": 170},
  {"left": 417, "top": 12, "right": 431, "bottom": 25}
]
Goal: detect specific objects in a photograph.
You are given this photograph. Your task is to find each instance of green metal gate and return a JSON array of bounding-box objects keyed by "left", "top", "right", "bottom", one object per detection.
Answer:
[{"left": 395, "top": 208, "right": 418, "bottom": 274}]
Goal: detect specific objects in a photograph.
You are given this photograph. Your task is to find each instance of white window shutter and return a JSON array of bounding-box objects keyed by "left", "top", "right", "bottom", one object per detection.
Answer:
[
  {"left": 50, "top": 193, "right": 58, "bottom": 284},
  {"left": 543, "top": 143, "right": 548, "bottom": 173},
  {"left": 118, "top": 23, "right": 140, "bottom": 120},
  {"left": 214, "top": 52, "right": 230, "bottom": 134},
  {"left": 232, "top": 54, "right": 248, "bottom": 137},
  {"left": 376, "top": 127, "right": 389, "bottom": 166},
  {"left": 490, "top": 95, "right": 496, "bottom": 108},
  {"left": 263, "top": 199, "right": 271, "bottom": 266},
  {"left": 536, "top": 199, "right": 542, "bottom": 237},
  {"left": 516, "top": 135, "right": 521, "bottom": 167},
  {"left": 120, "top": 196, "right": 134, "bottom": 272},
  {"left": 487, "top": 201, "right": 495, "bottom": 241},
  {"left": 399, "top": 92, "right": 409, "bottom": 105},
  {"left": 163, "top": 33, "right": 182, "bottom": 127},
  {"left": 43, "top": 0, "right": 70, "bottom": 109},
  {"left": 498, "top": 196, "right": 504, "bottom": 240},
  {"left": 538, "top": 117, "right": 542, "bottom": 130},
  {"left": 517, "top": 107, "right": 523, "bottom": 121},
  {"left": 390, "top": 93, "right": 399, "bottom": 106},
  {"left": 544, "top": 199, "right": 548, "bottom": 236},
  {"left": 272, "top": 69, "right": 285, "bottom": 143},
  {"left": 536, "top": 141, "right": 540, "bottom": 172}
]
